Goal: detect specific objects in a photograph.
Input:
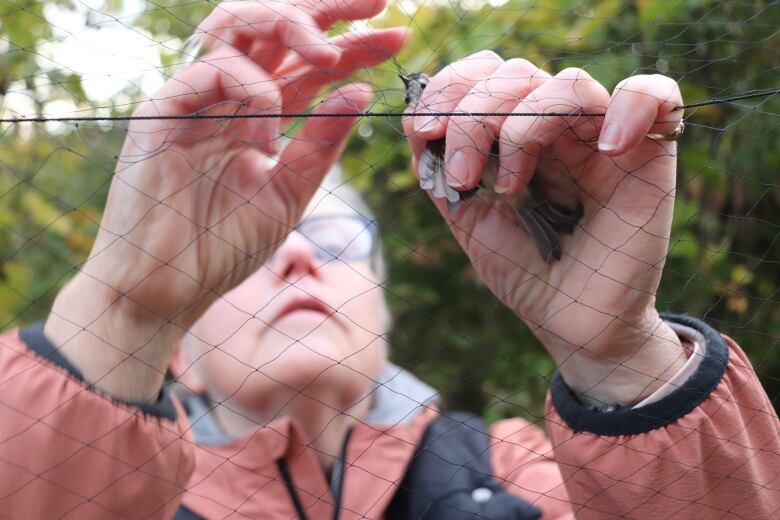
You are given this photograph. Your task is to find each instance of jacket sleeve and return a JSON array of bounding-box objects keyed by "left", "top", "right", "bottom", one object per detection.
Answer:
[
  {"left": 0, "top": 324, "right": 195, "bottom": 520},
  {"left": 545, "top": 314, "right": 780, "bottom": 519},
  {"left": 489, "top": 417, "right": 575, "bottom": 519}
]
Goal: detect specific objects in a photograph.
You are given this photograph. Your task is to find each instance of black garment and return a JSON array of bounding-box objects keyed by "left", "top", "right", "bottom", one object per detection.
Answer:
[
  {"left": 386, "top": 413, "right": 543, "bottom": 520},
  {"left": 172, "top": 507, "right": 200, "bottom": 520}
]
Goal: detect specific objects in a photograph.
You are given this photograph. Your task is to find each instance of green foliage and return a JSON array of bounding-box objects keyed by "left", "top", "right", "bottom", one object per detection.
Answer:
[
  {"left": 351, "top": 0, "right": 780, "bottom": 421},
  {"left": 1, "top": 0, "right": 777, "bottom": 422}
]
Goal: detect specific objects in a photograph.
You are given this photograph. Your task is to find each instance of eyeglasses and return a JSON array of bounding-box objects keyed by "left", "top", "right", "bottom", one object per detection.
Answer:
[{"left": 294, "top": 214, "right": 379, "bottom": 262}]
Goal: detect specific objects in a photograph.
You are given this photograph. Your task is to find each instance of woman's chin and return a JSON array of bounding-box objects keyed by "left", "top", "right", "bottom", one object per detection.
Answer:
[
  {"left": 202, "top": 312, "right": 384, "bottom": 419},
  {"left": 229, "top": 348, "right": 375, "bottom": 414},
  {"left": 257, "top": 334, "right": 382, "bottom": 401}
]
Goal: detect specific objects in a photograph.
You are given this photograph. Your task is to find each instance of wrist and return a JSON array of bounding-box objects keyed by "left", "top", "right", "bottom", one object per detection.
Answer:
[
  {"left": 44, "top": 272, "right": 184, "bottom": 401},
  {"left": 551, "top": 309, "right": 686, "bottom": 407}
]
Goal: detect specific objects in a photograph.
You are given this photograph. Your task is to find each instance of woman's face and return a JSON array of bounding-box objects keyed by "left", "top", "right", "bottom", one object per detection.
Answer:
[{"left": 182, "top": 193, "right": 388, "bottom": 421}]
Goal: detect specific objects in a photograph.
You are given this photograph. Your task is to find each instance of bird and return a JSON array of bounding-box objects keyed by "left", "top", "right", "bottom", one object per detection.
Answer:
[{"left": 401, "top": 72, "right": 584, "bottom": 263}]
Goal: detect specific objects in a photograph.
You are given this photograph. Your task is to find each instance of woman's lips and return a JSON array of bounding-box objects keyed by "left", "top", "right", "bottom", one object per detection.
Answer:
[{"left": 272, "top": 297, "right": 335, "bottom": 324}]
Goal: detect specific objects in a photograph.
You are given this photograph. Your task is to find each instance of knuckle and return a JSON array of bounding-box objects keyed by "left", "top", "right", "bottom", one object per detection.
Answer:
[
  {"left": 497, "top": 58, "right": 551, "bottom": 94},
  {"left": 655, "top": 75, "right": 682, "bottom": 96},
  {"left": 451, "top": 51, "right": 503, "bottom": 78},
  {"left": 616, "top": 74, "right": 682, "bottom": 104},
  {"left": 468, "top": 49, "right": 502, "bottom": 62},
  {"left": 557, "top": 67, "right": 592, "bottom": 81},
  {"left": 615, "top": 77, "right": 631, "bottom": 90},
  {"left": 502, "top": 58, "right": 538, "bottom": 76},
  {"left": 651, "top": 73, "right": 674, "bottom": 83}
]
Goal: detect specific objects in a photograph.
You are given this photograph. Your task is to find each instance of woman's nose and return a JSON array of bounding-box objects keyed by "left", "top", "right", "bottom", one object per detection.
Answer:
[{"left": 272, "top": 231, "right": 321, "bottom": 281}]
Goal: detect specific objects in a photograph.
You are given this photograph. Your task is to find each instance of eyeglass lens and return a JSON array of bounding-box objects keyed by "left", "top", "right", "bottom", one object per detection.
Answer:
[{"left": 296, "top": 216, "right": 376, "bottom": 261}]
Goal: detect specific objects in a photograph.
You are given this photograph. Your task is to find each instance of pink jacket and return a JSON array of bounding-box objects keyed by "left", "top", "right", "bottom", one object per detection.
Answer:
[{"left": 1, "top": 315, "right": 778, "bottom": 519}]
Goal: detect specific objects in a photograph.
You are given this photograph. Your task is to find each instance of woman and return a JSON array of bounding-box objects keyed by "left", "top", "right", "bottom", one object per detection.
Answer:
[{"left": 1, "top": 1, "right": 778, "bottom": 519}]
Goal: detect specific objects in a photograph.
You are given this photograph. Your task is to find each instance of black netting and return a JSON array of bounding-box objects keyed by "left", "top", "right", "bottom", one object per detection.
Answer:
[{"left": 1, "top": 1, "right": 778, "bottom": 519}]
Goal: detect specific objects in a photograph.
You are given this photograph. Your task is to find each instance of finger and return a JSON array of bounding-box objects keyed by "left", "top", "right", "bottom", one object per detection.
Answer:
[
  {"left": 270, "top": 83, "right": 373, "bottom": 212},
  {"left": 195, "top": 2, "right": 340, "bottom": 71},
  {"left": 413, "top": 50, "right": 504, "bottom": 138},
  {"left": 296, "top": 0, "right": 388, "bottom": 30},
  {"left": 598, "top": 74, "right": 683, "bottom": 156},
  {"left": 276, "top": 28, "right": 407, "bottom": 116},
  {"left": 442, "top": 58, "right": 551, "bottom": 190},
  {"left": 498, "top": 67, "right": 610, "bottom": 195},
  {"left": 137, "top": 47, "right": 282, "bottom": 156}
]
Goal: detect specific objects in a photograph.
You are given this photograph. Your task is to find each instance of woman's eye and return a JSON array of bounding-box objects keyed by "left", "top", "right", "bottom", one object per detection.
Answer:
[
  {"left": 298, "top": 217, "right": 375, "bottom": 260},
  {"left": 340, "top": 230, "right": 373, "bottom": 259},
  {"left": 314, "top": 238, "right": 347, "bottom": 257},
  {"left": 305, "top": 230, "right": 350, "bottom": 257}
]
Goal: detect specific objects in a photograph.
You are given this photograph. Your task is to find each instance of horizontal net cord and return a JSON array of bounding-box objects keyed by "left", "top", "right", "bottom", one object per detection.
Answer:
[{"left": 2, "top": 87, "right": 778, "bottom": 124}]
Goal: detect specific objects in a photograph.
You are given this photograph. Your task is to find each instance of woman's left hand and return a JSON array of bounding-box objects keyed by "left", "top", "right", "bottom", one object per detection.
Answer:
[{"left": 403, "top": 53, "right": 686, "bottom": 406}]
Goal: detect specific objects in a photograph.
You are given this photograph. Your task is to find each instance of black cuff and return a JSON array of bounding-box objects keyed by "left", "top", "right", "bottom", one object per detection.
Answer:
[
  {"left": 549, "top": 314, "right": 729, "bottom": 436},
  {"left": 20, "top": 322, "right": 178, "bottom": 421}
]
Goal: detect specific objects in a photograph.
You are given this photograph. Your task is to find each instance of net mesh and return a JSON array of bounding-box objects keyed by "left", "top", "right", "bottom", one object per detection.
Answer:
[{"left": 0, "top": 0, "right": 778, "bottom": 519}]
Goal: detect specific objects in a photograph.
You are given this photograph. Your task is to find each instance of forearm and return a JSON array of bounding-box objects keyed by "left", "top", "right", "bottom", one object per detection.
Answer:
[{"left": 44, "top": 272, "right": 184, "bottom": 402}]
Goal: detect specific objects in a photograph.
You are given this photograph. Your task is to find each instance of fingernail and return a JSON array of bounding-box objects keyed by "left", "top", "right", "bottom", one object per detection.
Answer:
[
  {"left": 494, "top": 167, "right": 512, "bottom": 194},
  {"left": 446, "top": 151, "right": 469, "bottom": 188},
  {"left": 599, "top": 121, "right": 621, "bottom": 151}
]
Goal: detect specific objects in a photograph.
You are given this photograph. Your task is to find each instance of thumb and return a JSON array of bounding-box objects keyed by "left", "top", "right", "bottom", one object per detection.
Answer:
[{"left": 270, "top": 83, "right": 372, "bottom": 211}]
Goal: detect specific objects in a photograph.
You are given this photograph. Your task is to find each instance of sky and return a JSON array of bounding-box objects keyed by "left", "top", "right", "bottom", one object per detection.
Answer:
[
  {"left": 35, "top": 0, "right": 167, "bottom": 114},
  {"left": 11, "top": 0, "right": 508, "bottom": 119}
]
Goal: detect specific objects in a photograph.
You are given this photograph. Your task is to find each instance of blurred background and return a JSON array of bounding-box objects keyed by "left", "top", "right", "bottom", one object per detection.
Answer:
[{"left": 1, "top": 0, "right": 778, "bottom": 422}]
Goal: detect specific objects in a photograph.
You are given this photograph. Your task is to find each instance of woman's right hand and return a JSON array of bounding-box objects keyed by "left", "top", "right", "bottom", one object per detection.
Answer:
[{"left": 44, "top": 1, "right": 405, "bottom": 400}]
